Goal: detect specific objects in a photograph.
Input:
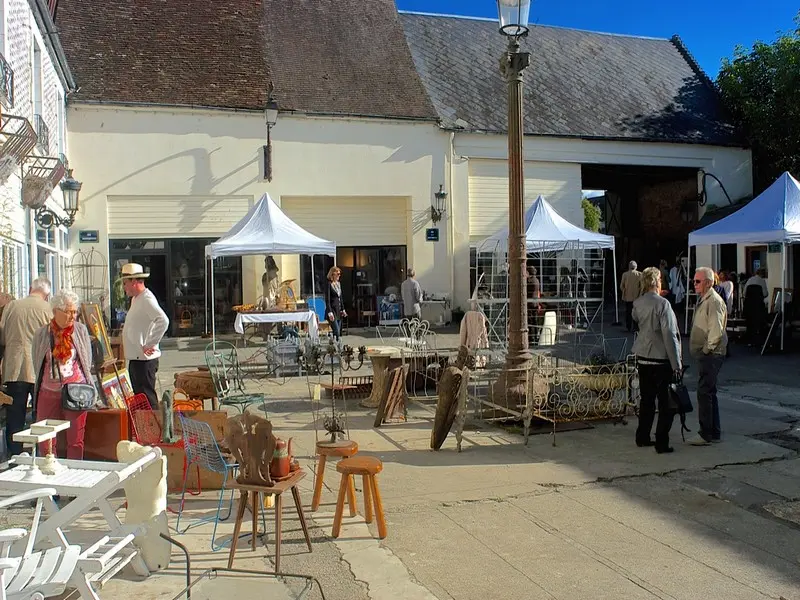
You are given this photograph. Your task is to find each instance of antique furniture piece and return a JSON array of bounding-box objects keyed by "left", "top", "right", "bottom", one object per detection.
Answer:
[
  {"left": 373, "top": 365, "right": 409, "bottom": 427},
  {"left": 227, "top": 470, "right": 312, "bottom": 573},
  {"left": 0, "top": 487, "right": 134, "bottom": 600},
  {"left": 331, "top": 456, "right": 387, "bottom": 539},
  {"left": 311, "top": 439, "right": 359, "bottom": 512},
  {"left": 363, "top": 347, "right": 403, "bottom": 408},
  {"left": 0, "top": 450, "right": 161, "bottom": 583},
  {"left": 205, "top": 341, "right": 268, "bottom": 414}
]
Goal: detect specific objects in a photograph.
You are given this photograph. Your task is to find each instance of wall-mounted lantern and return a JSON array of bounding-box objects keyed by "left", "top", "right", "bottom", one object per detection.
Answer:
[
  {"left": 262, "top": 94, "right": 279, "bottom": 181},
  {"left": 431, "top": 184, "right": 447, "bottom": 223}
]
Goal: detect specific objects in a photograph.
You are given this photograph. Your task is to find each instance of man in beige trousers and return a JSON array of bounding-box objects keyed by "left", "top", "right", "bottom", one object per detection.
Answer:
[
  {"left": 0, "top": 278, "right": 53, "bottom": 455},
  {"left": 620, "top": 261, "right": 642, "bottom": 332}
]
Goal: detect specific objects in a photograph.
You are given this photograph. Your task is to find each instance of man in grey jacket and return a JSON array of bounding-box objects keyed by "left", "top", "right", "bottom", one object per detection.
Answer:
[
  {"left": 631, "top": 267, "right": 682, "bottom": 453},
  {"left": 401, "top": 269, "right": 422, "bottom": 320},
  {"left": 689, "top": 266, "right": 728, "bottom": 445}
]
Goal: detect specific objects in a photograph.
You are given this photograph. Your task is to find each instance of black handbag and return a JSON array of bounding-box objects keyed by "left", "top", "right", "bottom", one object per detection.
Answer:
[
  {"left": 668, "top": 372, "right": 693, "bottom": 441},
  {"left": 50, "top": 333, "right": 97, "bottom": 411}
]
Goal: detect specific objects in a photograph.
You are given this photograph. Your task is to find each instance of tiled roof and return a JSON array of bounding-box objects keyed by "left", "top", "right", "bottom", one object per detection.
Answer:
[
  {"left": 56, "top": 0, "right": 437, "bottom": 120},
  {"left": 400, "top": 13, "right": 744, "bottom": 146},
  {"left": 56, "top": 0, "right": 269, "bottom": 110}
]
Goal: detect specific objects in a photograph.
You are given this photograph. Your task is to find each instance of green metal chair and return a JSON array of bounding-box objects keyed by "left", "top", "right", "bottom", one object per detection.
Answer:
[{"left": 204, "top": 341, "right": 268, "bottom": 414}]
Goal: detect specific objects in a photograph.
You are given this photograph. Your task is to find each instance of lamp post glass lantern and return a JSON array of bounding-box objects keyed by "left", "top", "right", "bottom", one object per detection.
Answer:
[
  {"left": 496, "top": 0, "right": 532, "bottom": 399},
  {"left": 497, "top": 0, "right": 531, "bottom": 37}
]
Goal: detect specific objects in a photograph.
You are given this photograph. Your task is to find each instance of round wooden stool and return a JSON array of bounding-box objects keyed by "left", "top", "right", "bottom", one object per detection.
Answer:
[
  {"left": 332, "top": 456, "right": 387, "bottom": 539},
  {"left": 312, "top": 440, "right": 358, "bottom": 512}
]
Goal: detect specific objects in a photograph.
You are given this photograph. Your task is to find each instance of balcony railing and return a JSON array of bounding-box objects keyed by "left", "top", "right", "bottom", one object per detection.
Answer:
[
  {"left": 0, "top": 53, "right": 13, "bottom": 109},
  {"left": 34, "top": 114, "right": 49, "bottom": 154}
]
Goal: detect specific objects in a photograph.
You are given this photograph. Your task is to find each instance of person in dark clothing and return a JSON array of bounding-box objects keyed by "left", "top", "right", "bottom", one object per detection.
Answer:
[
  {"left": 324, "top": 266, "right": 347, "bottom": 344},
  {"left": 631, "top": 267, "right": 682, "bottom": 454}
]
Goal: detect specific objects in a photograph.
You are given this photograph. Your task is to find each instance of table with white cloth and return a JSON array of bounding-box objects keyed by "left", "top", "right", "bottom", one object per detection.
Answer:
[
  {"left": 234, "top": 310, "right": 319, "bottom": 340},
  {"left": 0, "top": 450, "right": 161, "bottom": 576}
]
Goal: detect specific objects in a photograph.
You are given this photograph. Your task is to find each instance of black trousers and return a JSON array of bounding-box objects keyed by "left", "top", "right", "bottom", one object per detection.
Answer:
[
  {"left": 4, "top": 381, "right": 34, "bottom": 456},
  {"left": 636, "top": 362, "right": 675, "bottom": 449},
  {"left": 128, "top": 359, "right": 159, "bottom": 409},
  {"left": 625, "top": 301, "right": 634, "bottom": 331}
]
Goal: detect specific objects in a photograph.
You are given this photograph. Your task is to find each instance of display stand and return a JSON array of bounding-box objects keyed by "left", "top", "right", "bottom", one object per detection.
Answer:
[{"left": 12, "top": 419, "right": 71, "bottom": 480}]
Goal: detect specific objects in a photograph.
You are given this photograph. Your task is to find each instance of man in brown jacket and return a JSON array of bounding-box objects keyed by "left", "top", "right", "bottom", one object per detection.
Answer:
[
  {"left": 620, "top": 261, "right": 642, "bottom": 332},
  {"left": 0, "top": 278, "right": 53, "bottom": 455}
]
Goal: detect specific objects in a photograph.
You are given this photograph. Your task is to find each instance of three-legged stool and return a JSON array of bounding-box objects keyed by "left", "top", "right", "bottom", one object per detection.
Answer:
[
  {"left": 332, "top": 456, "right": 387, "bottom": 539},
  {"left": 228, "top": 470, "right": 312, "bottom": 572},
  {"left": 312, "top": 439, "right": 358, "bottom": 511}
]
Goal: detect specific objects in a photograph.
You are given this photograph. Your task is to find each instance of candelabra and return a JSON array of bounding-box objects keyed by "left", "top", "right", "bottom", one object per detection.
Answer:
[{"left": 298, "top": 339, "right": 367, "bottom": 442}]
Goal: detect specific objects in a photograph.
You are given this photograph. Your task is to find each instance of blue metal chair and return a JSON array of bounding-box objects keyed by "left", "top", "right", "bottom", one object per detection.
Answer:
[
  {"left": 205, "top": 341, "right": 268, "bottom": 414},
  {"left": 175, "top": 414, "right": 238, "bottom": 551}
]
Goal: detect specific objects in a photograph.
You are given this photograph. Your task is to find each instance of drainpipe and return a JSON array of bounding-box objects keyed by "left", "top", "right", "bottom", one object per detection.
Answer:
[{"left": 447, "top": 131, "right": 455, "bottom": 303}]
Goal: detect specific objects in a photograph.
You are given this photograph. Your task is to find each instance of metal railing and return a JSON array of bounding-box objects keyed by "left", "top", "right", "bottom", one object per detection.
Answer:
[
  {"left": 34, "top": 114, "right": 49, "bottom": 154},
  {"left": 0, "top": 53, "right": 14, "bottom": 109}
]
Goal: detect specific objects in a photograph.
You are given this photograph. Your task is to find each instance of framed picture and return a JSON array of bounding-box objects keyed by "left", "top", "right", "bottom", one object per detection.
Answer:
[
  {"left": 81, "top": 302, "right": 113, "bottom": 365},
  {"left": 101, "top": 369, "right": 133, "bottom": 409}
]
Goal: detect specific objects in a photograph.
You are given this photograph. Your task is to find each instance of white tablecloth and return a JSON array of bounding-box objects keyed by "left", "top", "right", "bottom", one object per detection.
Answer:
[{"left": 234, "top": 310, "right": 318, "bottom": 340}]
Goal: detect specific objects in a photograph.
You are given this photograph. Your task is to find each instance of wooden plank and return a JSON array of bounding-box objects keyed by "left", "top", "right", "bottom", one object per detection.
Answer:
[{"left": 84, "top": 409, "right": 130, "bottom": 461}]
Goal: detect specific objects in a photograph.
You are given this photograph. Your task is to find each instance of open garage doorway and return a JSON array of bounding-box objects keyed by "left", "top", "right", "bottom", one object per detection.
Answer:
[{"left": 582, "top": 165, "right": 700, "bottom": 277}]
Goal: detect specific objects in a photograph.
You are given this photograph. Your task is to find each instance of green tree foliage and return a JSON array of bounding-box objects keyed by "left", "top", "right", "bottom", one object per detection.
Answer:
[
  {"left": 717, "top": 13, "right": 800, "bottom": 191},
  {"left": 582, "top": 198, "right": 601, "bottom": 232}
]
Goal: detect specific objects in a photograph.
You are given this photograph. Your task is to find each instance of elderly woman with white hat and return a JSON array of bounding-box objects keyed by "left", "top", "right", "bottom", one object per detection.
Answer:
[{"left": 120, "top": 263, "right": 169, "bottom": 408}]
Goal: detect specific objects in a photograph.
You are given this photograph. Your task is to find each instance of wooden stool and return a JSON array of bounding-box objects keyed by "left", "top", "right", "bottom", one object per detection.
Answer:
[
  {"left": 312, "top": 439, "right": 358, "bottom": 512},
  {"left": 332, "top": 456, "right": 387, "bottom": 539},
  {"left": 227, "top": 470, "right": 312, "bottom": 573}
]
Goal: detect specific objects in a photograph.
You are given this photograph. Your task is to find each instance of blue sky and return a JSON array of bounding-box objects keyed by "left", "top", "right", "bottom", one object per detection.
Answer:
[{"left": 396, "top": 0, "right": 798, "bottom": 77}]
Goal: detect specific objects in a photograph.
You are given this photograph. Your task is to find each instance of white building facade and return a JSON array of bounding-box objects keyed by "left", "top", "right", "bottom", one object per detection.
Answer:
[{"left": 0, "top": 0, "right": 74, "bottom": 299}]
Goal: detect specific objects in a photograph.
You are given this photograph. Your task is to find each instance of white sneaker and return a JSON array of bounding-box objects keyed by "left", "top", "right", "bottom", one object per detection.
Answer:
[{"left": 688, "top": 435, "right": 711, "bottom": 446}]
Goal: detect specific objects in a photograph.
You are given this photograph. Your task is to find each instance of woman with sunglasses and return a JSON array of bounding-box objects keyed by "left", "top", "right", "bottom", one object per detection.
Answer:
[{"left": 31, "top": 290, "right": 95, "bottom": 459}]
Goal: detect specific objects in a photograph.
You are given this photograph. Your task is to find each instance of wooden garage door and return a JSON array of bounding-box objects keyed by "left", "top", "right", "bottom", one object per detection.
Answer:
[
  {"left": 468, "top": 160, "right": 582, "bottom": 241},
  {"left": 281, "top": 196, "right": 409, "bottom": 247},
  {"left": 107, "top": 195, "right": 254, "bottom": 238}
]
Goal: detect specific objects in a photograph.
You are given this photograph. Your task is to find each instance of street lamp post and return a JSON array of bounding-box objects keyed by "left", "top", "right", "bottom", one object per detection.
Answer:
[{"left": 497, "top": 0, "right": 532, "bottom": 399}]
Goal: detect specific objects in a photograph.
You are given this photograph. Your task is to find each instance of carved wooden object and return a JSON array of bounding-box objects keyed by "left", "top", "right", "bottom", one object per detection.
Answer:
[{"left": 225, "top": 413, "right": 276, "bottom": 486}]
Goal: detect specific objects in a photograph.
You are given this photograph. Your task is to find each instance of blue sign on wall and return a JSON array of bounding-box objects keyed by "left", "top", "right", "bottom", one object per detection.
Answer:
[
  {"left": 78, "top": 230, "right": 99, "bottom": 243},
  {"left": 426, "top": 228, "right": 439, "bottom": 242}
]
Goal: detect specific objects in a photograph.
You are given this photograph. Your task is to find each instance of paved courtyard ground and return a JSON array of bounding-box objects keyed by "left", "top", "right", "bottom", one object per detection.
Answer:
[{"left": 3, "top": 324, "right": 800, "bottom": 599}]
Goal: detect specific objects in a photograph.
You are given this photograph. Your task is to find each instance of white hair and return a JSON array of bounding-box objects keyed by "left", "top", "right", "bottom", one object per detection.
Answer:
[
  {"left": 628, "top": 261, "right": 637, "bottom": 270},
  {"left": 50, "top": 289, "right": 80, "bottom": 312},
  {"left": 30, "top": 277, "right": 51, "bottom": 296},
  {"left": 695, "top": 267, "right": 714, "bottom": 282},
  {"left": 408, "top": 268, "right": 416, "bottom": 278}
]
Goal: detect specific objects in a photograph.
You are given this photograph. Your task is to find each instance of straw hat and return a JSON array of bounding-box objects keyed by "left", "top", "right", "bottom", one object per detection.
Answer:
[{"left": 119, "top": 263, "right": 150, "bottom": 279}]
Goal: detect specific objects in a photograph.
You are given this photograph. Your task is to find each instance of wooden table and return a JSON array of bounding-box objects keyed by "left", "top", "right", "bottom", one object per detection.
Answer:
[
  {"left": 227, "top": 470, "right": 312, "bottom": 572},
  {"left": 362, "top": 347, "right": 403, "bottom": 408},
  {"left": 0, "top": 450, "right": 161, "bottom": 577}
]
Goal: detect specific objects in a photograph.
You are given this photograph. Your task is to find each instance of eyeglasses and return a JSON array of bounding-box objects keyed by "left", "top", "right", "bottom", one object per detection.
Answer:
[
  {"left": 693, "top": 279, "right": 705, "bottom": 284},
  {"left": 57, "top": 308, "right": 78, "bottom": 316}
]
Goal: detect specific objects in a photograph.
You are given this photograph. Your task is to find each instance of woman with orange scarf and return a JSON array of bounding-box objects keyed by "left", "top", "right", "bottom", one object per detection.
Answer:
[{"left": 31, "top": 290, "right": 95, "bottom": 459}]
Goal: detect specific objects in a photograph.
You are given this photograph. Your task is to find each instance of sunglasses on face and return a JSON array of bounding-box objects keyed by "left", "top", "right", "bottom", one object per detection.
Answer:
[{"left": 693, "top": 279, "right": 706, "bottom": 284}]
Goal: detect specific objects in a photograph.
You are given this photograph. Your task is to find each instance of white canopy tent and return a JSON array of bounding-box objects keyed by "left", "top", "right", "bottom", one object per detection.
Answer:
[
  {"left": 687, "top": 171, "right": 800, "bottom": 350},
  {"left": 483, "top": 195, "right": 619, "bottom": 321},
  {"left": 204, "top": 193, "right": 336, "bottom": 339}
]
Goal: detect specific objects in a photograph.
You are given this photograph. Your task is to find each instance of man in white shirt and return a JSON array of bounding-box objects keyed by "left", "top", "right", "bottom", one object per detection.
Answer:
[{"left": 120, "top": 263, "right": 169, "bottom": 408}]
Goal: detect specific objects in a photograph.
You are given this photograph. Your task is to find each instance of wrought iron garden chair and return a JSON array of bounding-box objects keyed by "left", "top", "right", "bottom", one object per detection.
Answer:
[
  {"left": 174, "top": 414, "right": 238, "bottom": 552},
  {"left": 204, "top": 341, "right": 268, "bottom": 414}
]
